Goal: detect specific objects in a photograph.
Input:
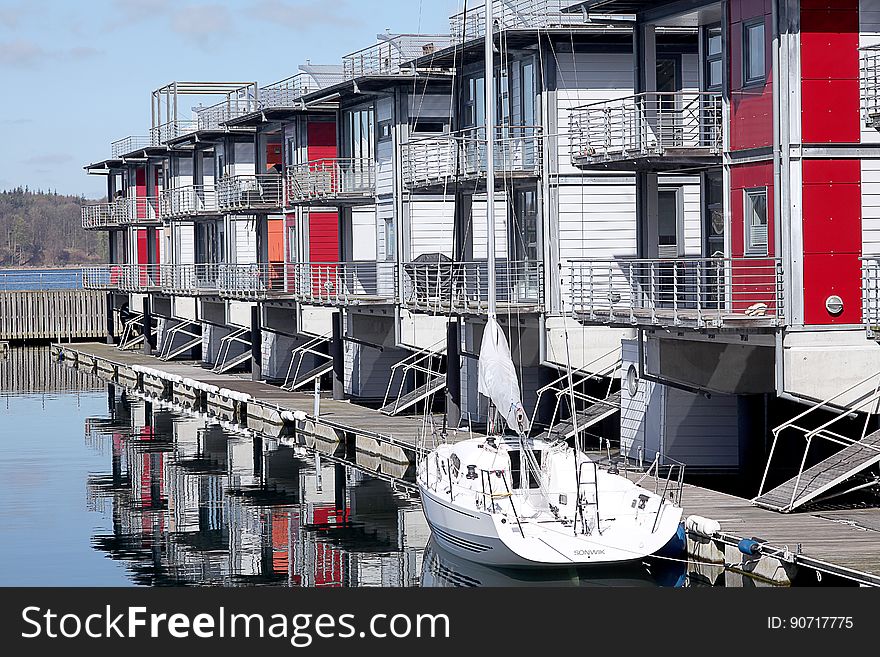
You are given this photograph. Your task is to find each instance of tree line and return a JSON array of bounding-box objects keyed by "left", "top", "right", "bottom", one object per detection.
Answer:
[{"left": 0, "top": 187, "right": 108, "bottom": 267}]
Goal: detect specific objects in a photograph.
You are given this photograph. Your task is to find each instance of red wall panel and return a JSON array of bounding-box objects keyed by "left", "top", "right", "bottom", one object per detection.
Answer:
[
  {"left": 308, "top": 211, "right": 339, "bottom": 263},
  {"left": 729, "top": 1, "right": 774, "bottom": 151},
  {"left": 307, "top": 121, "right": 337, "bottom": 162},
  {"left": 801, "top": 159, "right": 862, "bottom": 325}
]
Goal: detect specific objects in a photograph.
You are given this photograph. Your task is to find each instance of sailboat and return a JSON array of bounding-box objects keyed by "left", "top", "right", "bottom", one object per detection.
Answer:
[{"left": 416, "top": 1, "right": 683, "bottom": 568}]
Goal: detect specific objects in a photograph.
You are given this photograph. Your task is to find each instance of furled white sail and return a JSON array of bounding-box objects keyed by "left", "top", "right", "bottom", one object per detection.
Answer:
[{"left": 478, "top": 316, "right": 529, "bottom": 434}]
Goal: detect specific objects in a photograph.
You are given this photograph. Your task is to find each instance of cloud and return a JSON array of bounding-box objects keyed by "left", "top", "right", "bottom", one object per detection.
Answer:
[
  {"left": 170, "top": 4, "right": 235, "bottom": 49},
  {"left": 105, "top": 0, "right": 172, "bottom": 30},
  {"left": 0, "top": 3, "right": 30, "bottom": 29},
  {"left": 0, "top": 40, "right": 102, "bottom": 69},
  {"left": 0, "top": 118, "right": 33, "bottom": 125},
  {"left": 250, "top": 0, "right": 360, "bottom": 30},
  {"left": 21, "top": 153, "right": 75, "bottom": 166}
]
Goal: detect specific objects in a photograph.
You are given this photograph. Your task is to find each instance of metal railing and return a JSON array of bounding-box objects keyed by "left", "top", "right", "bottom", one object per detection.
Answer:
[
  {"left": 217, "top": 174, "right": 284, "bottom": 212},
  {"left": 402, "top": 259, "right": 543, "bottom": 314},
  {"left": 258, "top": 74, "right": 321, "bottom": 108},
  {"left": 81, "top": 197, "right": 160, "bottom": 229},
  {"left": 196, "top": 96, "right": 257, "bottom": 131},
  {"left": 0, "top": 269, "right": 82, "bottom": 291},
  {"left": 81, "top": 264, "right": 163, "bottom": 292},
  {"left": 159, "top": 184, "right": 219, "bottom": 219},
  {"left": 291, "top": 262, "right": 398, "bottom": 305},
  {"left": 82, "top": 202, "right": 122, "bottom": 230},
  {"left": 216, "top": 262, "right": 291, "bottom": 299},
  {"left": 402, "top": 126, "right": 543, "bottom": 188},
  {"left": 159, "top": 263, "right": 225, "bottom": 295},
  {"left": 343, "top": 34, "right": 452, "bottom": 79},
  {"left": 151, "top": 119, "right": 199, "bottom": 144},
  {"left": 861, "top": 45, "right": 880, "bottom": 125},
  {"left": 569, "top": 92, "right": 723, "bottom": 164},
  {"left": 111, "top": 136, "right": 154, "bottom": 157},
  {"left": 450, "top": 0, "right": 588, "bottom": 41},
  {"left": 567, "top": 257, "right": 785, "bottom": 328},
  {"left": 285, "top": 159, "right": 375, "bottom": 203},
  {"left": 862, "top": 257, "right": 880, "bottom": 329}
]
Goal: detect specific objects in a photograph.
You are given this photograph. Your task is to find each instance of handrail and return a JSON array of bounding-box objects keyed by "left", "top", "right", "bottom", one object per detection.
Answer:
[{"left": 382, "top": 337, "right": 447, "bottom": 411}]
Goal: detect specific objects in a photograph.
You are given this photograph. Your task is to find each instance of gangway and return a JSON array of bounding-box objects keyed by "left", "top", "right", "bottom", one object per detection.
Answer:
[
  {"left": 211, "top": 327, "right": 251, "bottom": 374},
  {"left": 158, "top": 320, "right": 202, "bottom": 361},
  {"left": 281, "top": 336, "right": 332, "bottom": 391},
  {"left": 380, "top": 339, "right": 447, "bottom": 416}
]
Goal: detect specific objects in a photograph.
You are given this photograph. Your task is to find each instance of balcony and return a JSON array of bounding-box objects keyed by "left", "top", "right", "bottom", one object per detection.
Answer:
[
  {"left": 151, "top": 120, "right": 199, "bottom": 145},
  {"left": 402, "top": 126, "right": 542, "bottom": 190},
  {"left": 217, "top": 262, "right": 397, "bottom": 305},
  {"left": 342, "top": 34, "right": 453, "bottom": 80},
  {"left": 862, "top": 45, "right": 880, "bottom": 130},
  {"left": 285, "top": 159, "right": 375, "bottom": 205},
  {"left": 111, "top": 136, "right": 154, "bottom": 158},
  {"left": 217, "top": 175, "right": 284, "bottom": 213},
  {"left": 450, "top": 0, "right": 588, "bottom": 41},
  {"left": 567, "top": 257, "right": 785, "bottom": 330},
  {"left": 159, "top": 185, "right": 219, "bottom": 219},
  {"left": 196, "top": 95, "right": 257, "bottom": 131},
  {"left": 81, "top": 197, "right": 160, "bottom": 229},
  {"left": 158, "top": 263, "right": 225, "bottom": 296},
  {"left": 258, "top": 74, "right": 319, "bottom": 109},
  {"left": 402, "top": 259, "right": 543, "bottom": 315},
  {"left": 569, "top": 92, "right": 723, "bottom": 171},
  {"left": 81, "top": 264, "right": 163, "bottom": 293}
]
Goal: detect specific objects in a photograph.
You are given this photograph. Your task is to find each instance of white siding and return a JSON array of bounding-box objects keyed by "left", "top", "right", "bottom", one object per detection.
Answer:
[
  {"left": 409, "top": 197, "right": 455, "bottom": 258},
  {"left": 682, "top": 53, "right": 700, "bottom": 94},
  {"left": 174, "top": 223, "right": 195, "bottom": 264},
  {"left": 234, "top": 218, "right": 257, "bottom": 263},
  {"left": 470, "top": 193, "right": 508, "bottom": 258},
  {"left": 352, "top": 206, "right": 378, "bottom": 260},
  {"left": 556, "top": 51, "right": 635, "bottom": 176},
  {"left": 233, "top": 142, "right": 255, "bottom": 175},
  {"left": 376, "top": 202, "right": 393, "bottom": 261},
  {"left": 663, "top": 388, "right": 739, "bottom": 468}
]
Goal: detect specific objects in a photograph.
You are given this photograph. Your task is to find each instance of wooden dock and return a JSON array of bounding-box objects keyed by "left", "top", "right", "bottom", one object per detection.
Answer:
[
  {"left": 50, "top": 341, "right": 880, "bottom": 587},
  {"left": 0, "top": 290, "right": 107, "bottom": 341}
]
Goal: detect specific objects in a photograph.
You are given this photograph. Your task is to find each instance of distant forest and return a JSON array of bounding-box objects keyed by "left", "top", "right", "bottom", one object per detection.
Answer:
[{"left": 0, "top": 187, "right": 107, "bottom": 267}]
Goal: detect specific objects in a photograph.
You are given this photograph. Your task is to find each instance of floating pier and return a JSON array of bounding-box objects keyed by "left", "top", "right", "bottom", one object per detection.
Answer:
[{"left": 51, "top": 341, "right": 880, "bottom": 587}]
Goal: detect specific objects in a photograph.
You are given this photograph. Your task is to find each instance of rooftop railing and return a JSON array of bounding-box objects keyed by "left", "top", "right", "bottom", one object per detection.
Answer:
[
  {"left": 217, "top": 174, "right": 284, "bottom": 212},
  {"left": 861, "top": 45, "right": 880, "bottom": 127},
  {"left": 402, "top": 259, "right": 543, "bottom": 315},
  {"left": 258, "top": 74, "right": 321, "bottom": 108},
  {"left": 111, "top": 136, "right": 154, "bottom": 158},
  {"left": 159, "top": 185, "right": 219, "bottom": 219},
  {"left": 402, "top": 125, "right": 543, "bottom": 189},
  {"left": 567, "top": 257, "right": 785, "bottom": 329},
  {"left": 450, "top": 0, "right": 588, "bottom": 41},
  {"left": 196, "top": 95, "right": 258, "bottom": 131},
  {"left": 343, "top": 34, "right": 453, "bottom": 79},
  {"left": 285, "top": 158, "right": 375, "bottom": 204},
  {"left": 151, "top": 120, "right": 199, "bottom": 144},
  {"left": 569, "top": 92, "right": 723, "bottom": 166}
]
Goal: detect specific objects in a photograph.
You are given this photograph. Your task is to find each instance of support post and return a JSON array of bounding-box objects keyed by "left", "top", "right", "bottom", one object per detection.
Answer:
[
  {"left": 331, "top": 310, "right": 344, "bottom": 401},
  {"left": 142, "top": 296, "right": 153, "bottom": 356},
  {"left": 251, "top": 304, "right": 262, "bottom": 382},
  {"left": 105, "top": 292, "right": 115, "bottom": 345},
  {"left": 446, "top": 319, "right": 461, "bottom": 429}
]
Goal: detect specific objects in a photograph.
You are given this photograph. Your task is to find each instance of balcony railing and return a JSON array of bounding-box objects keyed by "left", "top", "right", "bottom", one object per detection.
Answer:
[
  {"left": 159, "top": 263, "right": 225, "bottom": 296},
  {"left": 450, "top": 0, "right": 587, "bottom": 41},
  {"left": 862, "top": 257, "right": 880, "bottom": 330},
  {"left": 111, "top": 136, "right": 154, "bottom": 158},
  {"left": 159, "top": 185, "right": 219, "bottom": 219},
  {"left": 285, "top": 159, "right": 375, "bottom": 204},
  {"left": 151, "top": 120, "right": 199, "bottom": 144},
  {"left": 567, "top": 257, "right": 785, "bottom": 329},
  {"left": 402, "top": 259, "right": 543, "bottom": 315},
  {"left": 217, "top": 175, "right": 284, "bottom": 212},
  {"left": 81, "top": 264, "right": 163, "bottom": 292},
  {"left": 217, "top": 261, "right": 397, "bottom": 304},
  {"left": 81, "top": 197, "right": 160, "bottom": 229},
  {"left": 196, "top": 96, "right": 257, "bottom": 131},
  {"left": 402, "top": 126, "right": 542, "bottom": 189},
  {"left": 82, "top": 202, "right": 123, "bottom": 230},
  {"left": 343, "top": 34, "right": 453, "bottom": 79},
  {"left": 258, "top": 74, "right": 320, "bottom": 109},
  {"left": 862, "top": 45, "right": 880, "bottom": 128},
  {"left": 569, "top": 92, "right": 723, "bottom": 167}
]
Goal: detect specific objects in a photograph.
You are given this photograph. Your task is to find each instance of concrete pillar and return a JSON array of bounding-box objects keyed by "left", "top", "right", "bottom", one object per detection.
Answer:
[
  {"left": 105, "top": 292, "right": 115, "bottom": 345},
  {"left": 446, "top": 319, "right": 461, "bottom": 429},
  {"left": 334, "top": 463, "right": 347, "bottom": 515},
  {"left": 142, "top": 296, "right": 153, "bottom": 355},
  {"left": 331, "top": 310, "right": 344, "bottom": 401},
  {"left": 251, "top": 305, "right": 262, "bottom": 382}
]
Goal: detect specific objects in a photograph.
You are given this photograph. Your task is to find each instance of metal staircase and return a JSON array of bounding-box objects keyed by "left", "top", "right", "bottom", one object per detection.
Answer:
[
  {"left": 282, "top": 336, "right": 333, "bottom": 391},
  {"left": 211, "top": 327, "right": 252, "bottom": 374},
  {"left": 380, "top": 340, "right": 447, "bottom": 416},
  {"left": 531, "top": 348, "right": 622, "bottom": 447},
  {"left": 754, "top": 372, "right": 880, "bottom": 513},
  {"left": 117, "top": 312, "right": 157, "bottom": 351},
  {"left": 158, "top": 320, "right": 202, "bottom": 361}
]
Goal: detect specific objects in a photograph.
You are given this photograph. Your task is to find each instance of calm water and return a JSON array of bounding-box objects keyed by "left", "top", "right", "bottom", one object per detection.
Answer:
[
  {"left": 0, "top": 268, "right": 81, "bottom": 291},
  {"left": 0, "top": 349, "right": 701, "bottom": 587}
]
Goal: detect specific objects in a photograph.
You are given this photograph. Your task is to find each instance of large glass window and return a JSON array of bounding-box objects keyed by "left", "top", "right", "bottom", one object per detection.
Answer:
[
  {"left": 705, "top": 171, "right": 724, "bottom": 258},
  {"left": 521, "top": 60, "right": 535, "bottom": 127},
  {"left": 744, "top": 188, "right": 768, "bottom": 256},
  {"left": 743, "top": 19, "right": 766, "bottom": 85},
  {"left": 705, "top": 26, "right": 723, "bottom": 91},
  {"left": 343, "top": 106, "right": 375, "bottom": 160},
  {"left": 658, "top": 189, "right": 681, "bottom": 257}
]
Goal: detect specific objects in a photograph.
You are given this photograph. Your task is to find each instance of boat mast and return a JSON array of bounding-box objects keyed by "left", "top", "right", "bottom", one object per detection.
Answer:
[{"left": 484, "top": 0, "right": 497, "bottom": 318}]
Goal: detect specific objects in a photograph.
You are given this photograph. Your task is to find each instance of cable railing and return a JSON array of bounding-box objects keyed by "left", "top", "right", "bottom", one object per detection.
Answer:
[
  {"left": 569, "top": 92, "right": 723, "bottom": 165},
  {"left": 159, "top": 184, "right": 219, "bottom": 219},
  {"left": 285, "top": 158, "right": 375, "bottom": 203},
  {"left": 861, "top": 45, "right": 880, "bottom": 126},
  {"left": 150, "top": 119, "right": 199, "bottom": 144},
  {"left": 258, "top": 73, "right": 323, "bottom": 108},
  {"left": 196, "top": 95, "right": 258, "bottom": 131},
  {"left": 401, "top": 126, "right": 543, "bottom": 188},
  {"left": 450, "top": 0, "right": 588, "bottom": 41},
  {"left": 402, "top": 259, "right": 543, "bottom": 314},
  {"left": 291, "top": 262, "right": 398, "bottom": 305},
  {"left": 81, "top": 202, "right": 122, "bottom": 230},
  {"left": 111, "top": 136, "right": 154, "bottom": 158},
  {"left": 342, "top": 34, "right": 453, "bottom": 79},
  {"left": 81, "top": 196, "right": 160, "bottom": 229},
  {"left": 158, "top": 263, "right": 225, "bottom": 296},
  {"left": 217, "top": 174, "right": 284, "bottom": 212},
  {"left": 567, "top": 257, "right": 785, "bottom": 328}
]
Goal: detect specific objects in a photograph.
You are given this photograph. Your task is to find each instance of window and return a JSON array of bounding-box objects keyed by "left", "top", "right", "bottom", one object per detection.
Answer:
[
  {"left": 378, "top": 119, "right": 392, "bottom": 142},
  {"left": 384, "top": 217, "right": 396, "bottom": 261},
  {"left": 521, "top": 60, "right": 535, "bottom": 127},
  {"left": 409, "top": 120, "right": 446, "bottom": 134},
  {"left": 658, "top": 188, "right": 682, "bottom": 257},
  {"left": 343, "top": 106, "right": 375, "bottom": 160},
  {"left": 743, "top": 19, "right": 765, "bottom": 85},
  {"left": 744, "top": 188, "right": 768, "bottom": 256},
  {"left": 705, "top": 26, "right": 723, "bottom": 91}
]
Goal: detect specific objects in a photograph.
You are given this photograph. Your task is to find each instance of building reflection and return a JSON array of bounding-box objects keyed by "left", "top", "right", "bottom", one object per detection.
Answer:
[{"left": 85, "top": 387, "right": 427, "bottom": 587}]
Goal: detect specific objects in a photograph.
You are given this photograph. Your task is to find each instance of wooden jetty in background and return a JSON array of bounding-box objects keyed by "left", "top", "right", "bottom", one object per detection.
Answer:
[{"left": 51, "top": 341, "right": 880, "bottom": 588}]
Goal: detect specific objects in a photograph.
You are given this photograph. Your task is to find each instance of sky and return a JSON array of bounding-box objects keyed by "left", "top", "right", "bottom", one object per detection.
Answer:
[{"left": 0, "top": 0, "right": 463, "bottom": 199}]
